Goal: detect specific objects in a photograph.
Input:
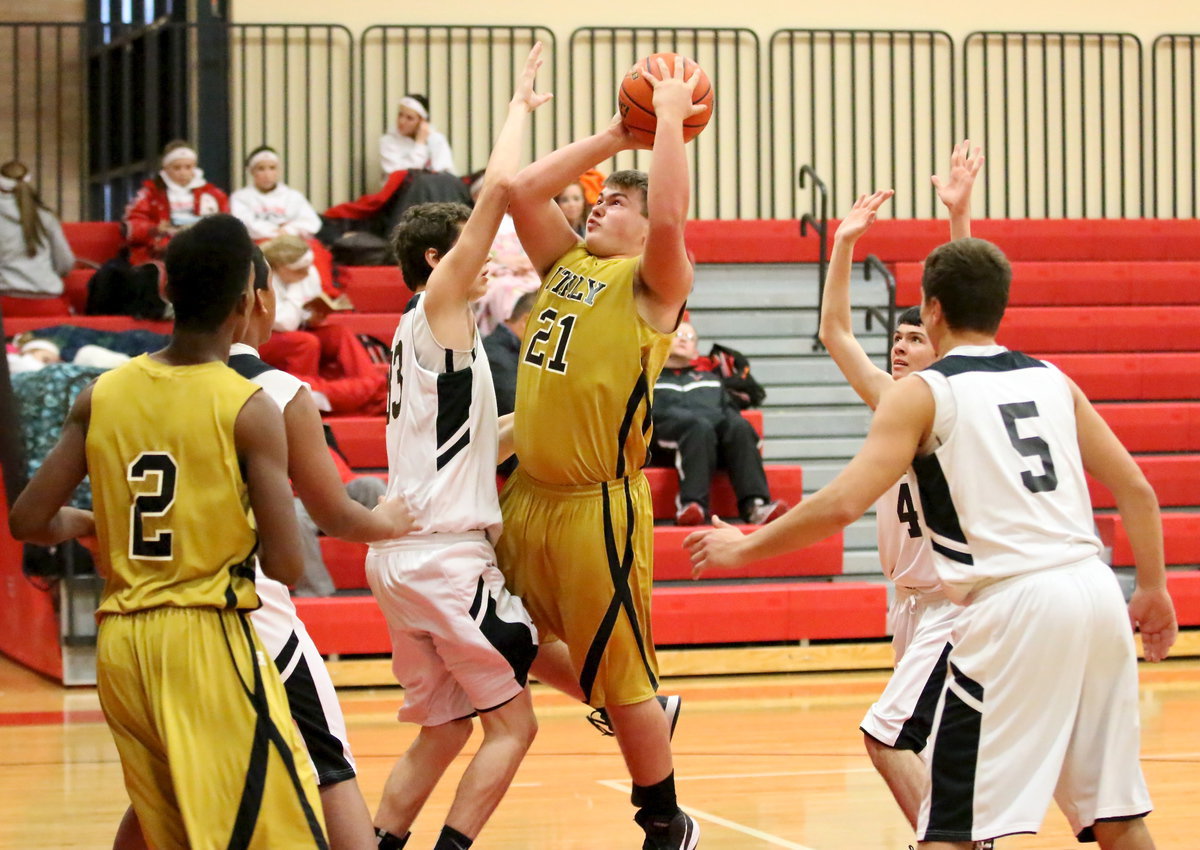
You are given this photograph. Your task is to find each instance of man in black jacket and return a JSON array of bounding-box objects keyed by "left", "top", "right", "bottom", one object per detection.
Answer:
[{"left": 654, "top": 321, "right": 787, "bottom": 526}]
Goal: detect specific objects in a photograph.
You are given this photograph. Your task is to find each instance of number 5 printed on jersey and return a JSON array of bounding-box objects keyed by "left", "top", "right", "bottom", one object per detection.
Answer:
[
  {"left": 523, "top": 307, "right": 576, "bottom": 374},
  {"left": 998, "top": 401, "right": 1058, "bottom": 493}
]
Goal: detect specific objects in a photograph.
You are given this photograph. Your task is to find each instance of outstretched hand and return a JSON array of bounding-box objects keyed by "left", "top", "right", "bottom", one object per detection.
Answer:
[
  {"left": 684, "top": 516, "right": 747, "bottom": 578},
  {"left": 644, "top": 55, "right": 708, "bottom": 124},
  {"left": 931, "top": 139, "right": 984, "bottom": 214},
  {"left": 1128, "top": 586, "right": 1178, "bottom": 662},
  {"left": 512, "top": 41, "right": 553, "bottom": 113},
  {"left": 833, "top": 189, "right": 894, "bottom": 244}
]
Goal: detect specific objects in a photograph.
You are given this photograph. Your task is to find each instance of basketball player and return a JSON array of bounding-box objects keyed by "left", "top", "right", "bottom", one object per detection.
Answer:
[
  {"left": 687, "top": 236, "right": 1177, "bottom": 848},
  {"left": 9, "top": 214, "right": 329, "bottom": 850},
  {"left": 817, "top": 142, "right": 988, "bottom": 846},
  {"left": 109, "top": 246, "right": 419, "bottom": 850},
  {"left": 500, "top": 56, "right": 706, "bottom": 849},
  {"left": 366, "top": 45, "right": 549, "bottom": 850}
]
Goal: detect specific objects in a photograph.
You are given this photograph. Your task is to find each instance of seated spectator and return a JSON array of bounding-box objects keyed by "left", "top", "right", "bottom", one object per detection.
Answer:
[
  {"left": 124, "top": 140, "right": 228, "bottom": 265},
  {"left": 0, "top": 160, "right": 75, "bottom": 298},
  {"left": 653, "top": 321, "right": 787, "bottom": 526},
  {"left": 554, "top": 180, "right": 591, "bottom": 237},
  {"left": 380, "top": 94, "right": 456, "bottom": 176},
  {"left": 474, "top": 214, "right": 541, "bottom": 335},
  {"left": 259, "top": 234, "right": 386, "bottom": 414},
  {"left": 230, "top": 145, "right": 322, "bottom": 241}
]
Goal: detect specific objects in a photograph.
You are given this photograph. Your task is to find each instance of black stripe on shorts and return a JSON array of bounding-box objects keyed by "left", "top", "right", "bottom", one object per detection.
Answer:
[
  {"left": 893, "top": 641, "right": 953, "bottom": 753},
  {"left": 924, "top": 662, "right": 985, "bottom": 843},
  {"left": 283, "top": 654, "right": 356, "bottom": 786}
]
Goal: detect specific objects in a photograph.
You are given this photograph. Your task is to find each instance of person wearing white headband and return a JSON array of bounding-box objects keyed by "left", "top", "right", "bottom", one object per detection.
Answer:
[
  {"left": 231, "top": 145, "right": 322, "bottom": 241},
  {"left": 123, "top": 139, "right": 228, "bottom": 264},
  {"left": 0, "top": 159, "right": 75, "bottom": 299},
  {"left": 380, "top": 92, "right": 458, "bottom": 177}
]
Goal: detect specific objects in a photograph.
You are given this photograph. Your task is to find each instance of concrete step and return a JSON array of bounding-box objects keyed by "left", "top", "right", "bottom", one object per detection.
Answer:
[
  {"left": 764, "top": 385, "right": 866, "bottom": 406},
  {"left": 842, "top": 549, "right": 887, "bottom": 576},
  {"left": 764, "top": 435, "right": 865, "bottom": 461},
  {"left": 764, "top": 407, "right": 874, "bottom": 438}
]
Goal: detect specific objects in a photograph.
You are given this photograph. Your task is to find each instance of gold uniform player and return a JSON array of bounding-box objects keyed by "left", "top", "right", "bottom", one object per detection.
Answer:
[
  {"left": 499, "top": 57, "right": 705, "bottom": 849},
  {"left": 9, "top": 214, "right": 327, "bottom": 850}
]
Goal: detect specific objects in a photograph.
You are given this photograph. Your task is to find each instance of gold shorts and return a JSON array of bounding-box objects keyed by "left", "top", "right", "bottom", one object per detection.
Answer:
[
  {"left": 97, "top": 606, "right": 327, "bottom": 850},
  {"left": 497, "top": 468, "right": 659, "bottom": 708}
]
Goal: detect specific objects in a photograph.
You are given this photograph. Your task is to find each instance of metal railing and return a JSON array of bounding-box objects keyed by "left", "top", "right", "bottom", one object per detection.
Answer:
[
  {"left": 797, "top": 165, "right": 829, "bottom": 349},
  {"left": 568, "top": 27, "right": 761, "bottom": 220},
  {"left": 359, "top": 24, "right": 557, "bottom": 193},
  {"left": 769, "top": 29, "right": 955, "bottom": 220},
  {"left": 1151, "top": 35, "right": 1200, "bottom": 218},
  {"left": 963, "top": 31, "right": 1144, "bottom": 218},
  {"left": 862, "top": 254, "right": 898, "bottom": 371}
]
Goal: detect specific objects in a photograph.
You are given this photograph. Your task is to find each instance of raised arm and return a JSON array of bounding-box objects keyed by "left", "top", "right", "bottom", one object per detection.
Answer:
[
  {"left": 931, "top": 140, "right": 984, "bottom": 241},
  {"left": 818, "top": 190, "right": 895, "bottom": 409},
  {"left": 635, "top": 57, "right": 708, "bottom": 331},
  {"left": 509, "top": 125, "right": 633, "bottom": 277},
  {"left": 234, "top": 390, "right": 304, "bottom": 586},
  {"left": 9, "top": 384, "right": 95, "bottom": 546},
  {"left": 686, "top": 375, "right": 933, "bottom": 573},
  {"left": 283, "top": 387, "right": 415, "bottom": 542},
  {"left": 1070, "top": 379, "right": 1177, "bottom": 661},
  {"left": 423, "top": 42, "right": 552, "bottom": 350}
]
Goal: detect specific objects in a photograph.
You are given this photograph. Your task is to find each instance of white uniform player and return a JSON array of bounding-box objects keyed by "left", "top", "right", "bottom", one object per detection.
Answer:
[
  {"left": 912, "top": 346, "right": 1150, "bottom": 843},
  {"left": 228, "top": 343, "right": 357, "bottom": 786},
  {"left": 859, "top": 470, "right": 962, "bottom": 755},
  {"left": 366, "top": 294, "right": 537, "bottom": 726}
]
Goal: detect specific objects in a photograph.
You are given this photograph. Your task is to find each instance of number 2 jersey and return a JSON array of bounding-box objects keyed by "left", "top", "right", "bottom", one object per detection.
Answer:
[
  {"left": 88, "top": 355, "right": 261, "bottom": 616},
  {"left": 513, "top": 244, "right": 673, "bottom": 486},
  {"left": 381, "top": 292, "right": 502, "bottom": 540},
  {"left": 911, "top": 344, "right": 1102, "bottom": 602}
]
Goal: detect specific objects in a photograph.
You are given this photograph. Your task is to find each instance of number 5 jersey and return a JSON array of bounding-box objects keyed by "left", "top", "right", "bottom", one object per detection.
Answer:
[{"left": 88, "top": 355, "right": 261, "bottom": 615}]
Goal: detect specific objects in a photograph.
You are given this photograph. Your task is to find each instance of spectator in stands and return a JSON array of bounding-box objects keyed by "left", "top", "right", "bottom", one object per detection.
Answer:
[
  {"left": 654, "top": 320, "right": 787, "bottom": 526},
  {"left": 123, "top": 140, "right": 228, "bottom": 265},
  {"left": 474, "top": 214, "right": 542, "bottom": 335},
  {"left": 230, "top": 145, "right": 323, "bottom": 241},
  {"left": 554, "top": 180, "right": 591, "bottom": 237},
  {"left": 380, "top": 94, "right": 457, "bottom": 176},
  {"left": 0, "top": 160, "right": 75, "bottom": 298},
  {"left": 484, "top": 288, "right": 537, "bottom": 418},
  {"left": 259, "top": 234, "right": 386, "bottom": 414}
]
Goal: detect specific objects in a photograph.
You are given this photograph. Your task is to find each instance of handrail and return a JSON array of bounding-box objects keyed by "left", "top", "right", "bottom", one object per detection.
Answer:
[
  {"left": 798, "top": 164, "right": 829, "bottom": 351},
  {"left": 862, "top": 253, "right": 897, "bottom": 371}
]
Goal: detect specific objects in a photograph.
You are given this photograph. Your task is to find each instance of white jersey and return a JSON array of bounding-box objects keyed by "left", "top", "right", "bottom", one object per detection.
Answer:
[
  {"left": 227, "top": 342, "right": 308, "bottom": 655},
  {"left": 911, "top": 344, "right": 1101, "bottom": 602},
  {"left": 380, "top": 293, "right": 502, "bottom": 541},
  {"left": 875, "top": 468, "right": 939, "bottom": 592}
]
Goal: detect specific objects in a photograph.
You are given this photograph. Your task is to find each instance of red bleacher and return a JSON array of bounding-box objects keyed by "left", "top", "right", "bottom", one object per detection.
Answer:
[
  {"left": 334, "top": 266, "right": 413, "bottom": 314},
  {"left": 1096, "top": 514, "right": 1200, "bottom": 568}
]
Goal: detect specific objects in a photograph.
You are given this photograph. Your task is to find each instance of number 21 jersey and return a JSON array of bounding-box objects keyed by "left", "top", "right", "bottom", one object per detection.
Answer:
[{"left": 911, "top": 345, "right": 1101, "bottom": 602}]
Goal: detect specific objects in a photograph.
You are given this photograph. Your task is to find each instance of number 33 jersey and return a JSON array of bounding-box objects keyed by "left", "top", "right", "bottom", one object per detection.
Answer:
[
  {"left": 88, "top": 355, "right": 261, "bottom": 616},
  {"left": 513, "top": 244, "right": 673, "bottom": 486},
  {"left": 911, "top": 345, "right": 1102, "bottom": 602}
]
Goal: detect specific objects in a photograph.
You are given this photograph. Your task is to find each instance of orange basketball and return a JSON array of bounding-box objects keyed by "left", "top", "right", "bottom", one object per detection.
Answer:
[{"left": 618, "top": 53, "right": 714, "bottom": 146}]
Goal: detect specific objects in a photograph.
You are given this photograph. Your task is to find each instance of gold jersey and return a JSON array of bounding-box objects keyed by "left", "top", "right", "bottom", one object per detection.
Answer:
[
  {"left": 513, "top": 245, "right": 673, "bottom": 485},
  {"left": 88, "top": 355, "right": 261, "bottom": 616}
]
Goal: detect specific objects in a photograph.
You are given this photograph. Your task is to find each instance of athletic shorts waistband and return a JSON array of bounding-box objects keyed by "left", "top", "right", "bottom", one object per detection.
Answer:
[
  {"left": 509, "top": 466, "right": 646, "bottom": 500},
  {"left": 968, "top": 556, "right": 1110, "bottom": 603},
  {"left": 369, "top": 530, "right": 488, "bottom": 552}
]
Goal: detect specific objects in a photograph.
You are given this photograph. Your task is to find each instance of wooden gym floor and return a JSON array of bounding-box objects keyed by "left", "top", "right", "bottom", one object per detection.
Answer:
[{"left": 1, "top": 653, "right": 1197, "bottom": 849}]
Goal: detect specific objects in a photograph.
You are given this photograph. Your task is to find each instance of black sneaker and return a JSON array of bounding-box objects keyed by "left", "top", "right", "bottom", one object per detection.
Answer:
[
  {"left": 587, "top": 694, "right": 682, "bottom": 739},
  {"left": 634, "top": 809, "right": 700, "bottom": 850}
]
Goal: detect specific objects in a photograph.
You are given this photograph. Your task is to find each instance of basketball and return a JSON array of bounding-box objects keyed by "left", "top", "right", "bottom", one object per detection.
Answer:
[{"left": 618, "top": 53, "right": 714, "bottom": 146}]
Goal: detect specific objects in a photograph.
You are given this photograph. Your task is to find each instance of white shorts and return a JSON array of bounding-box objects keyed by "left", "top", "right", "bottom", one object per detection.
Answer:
[
  {"left": 366, "top": 532, "right": 538, "bottom": 727},
  {"left": 860, "top": 588, "right": 959, "bottom": 752},
  {"left": 918, "top": 560, "right": 1151, "bottom": 844},
  {"left": 251, "top": 573, "right": 357, "bottom": 785}
]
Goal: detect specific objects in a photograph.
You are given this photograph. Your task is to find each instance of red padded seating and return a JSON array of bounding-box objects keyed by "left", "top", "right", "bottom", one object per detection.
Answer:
[
  {"left": 1096, "top": 513, "right": 1200, "bottom": 567},
  {"left": 325, "top": 312, "right": 403, "bottom": 343},
  {"left": 61, "top": 222, "right": 123, "bottom": 266},
  {"left": 1166, "top": 571, "right": 1200, "bottom": 627},
  {"left": 996, "top": 307, "right": 1200, "bottom": 353},
  {"left": 3, "top": 315, "right": 170, "bottom": 336},
  {"left": 1042, "top": 354, "right": 1200, "bottom": 401},
  {"left": 1094, "top": 403, "right": 1200, "bottom": 453},
  {"left": 1088, "top": 456, "right": 1200, "bottom": 508},
  {"left": 0, "top": 295, "right": 70, "bottom": 318},
  {"left": 644, "top": 465, "right": 803, "bottom": 521},
  {"left": 335, "top": 266, "right": 413, "bottom": 313}
]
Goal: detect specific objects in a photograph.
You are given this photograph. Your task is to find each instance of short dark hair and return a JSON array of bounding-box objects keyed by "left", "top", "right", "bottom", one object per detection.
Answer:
[
  {"left": 895, "top": 306, "right": 923, "bottom": 329},
  {"left": 164, "top": 214, "right": 254, "bottom": 331},
  {"left": 251, "top": 245, "right": 269, "bottom": 291},
  {"left": 604, "top": 170, "right": 649, "bottom": 216},
  {"left": 389, "top": 202, "right": 471, "bottom": 292},
  {"left": 508, "top": 291, "right": 538, "bottom": 322},
  {"left": 921, "top": 238, "right": 1011, "bottom": 334}
]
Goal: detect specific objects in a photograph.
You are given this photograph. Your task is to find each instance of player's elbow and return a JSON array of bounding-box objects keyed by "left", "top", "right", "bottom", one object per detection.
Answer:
[{"left": 260, "top": 552, "right": 303, "bottom": 587}]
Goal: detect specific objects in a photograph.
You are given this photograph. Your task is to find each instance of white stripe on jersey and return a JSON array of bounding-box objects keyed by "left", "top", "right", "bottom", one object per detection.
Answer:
[
  {"left": 380, "top": 293, "right": 502, "bottom": 542},
  {"left": 911, "top": 344, "right": 1101, "bottom": 602}
]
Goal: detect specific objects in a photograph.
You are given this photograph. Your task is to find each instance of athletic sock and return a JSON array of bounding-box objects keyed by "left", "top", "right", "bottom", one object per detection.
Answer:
[
  {"left": 375, "top": 827, "right": 410, "bottom": 849},
  {"left": 631, "top": 771, "right": 678, "bottom": 817},
  {"left": 433, "top": 825, "right": 473, "bottom": 850}
]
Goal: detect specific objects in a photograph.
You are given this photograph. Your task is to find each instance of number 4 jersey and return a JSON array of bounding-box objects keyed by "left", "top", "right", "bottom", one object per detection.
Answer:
[
  {"left": 88, "top": 355, "right": 261, "bottom": 615},
  {"left": 911, "top": 345, "right": 1102, "bottom": 602},
  {"left": 513, "top": 244, "right": 673, "bottom": 486}
]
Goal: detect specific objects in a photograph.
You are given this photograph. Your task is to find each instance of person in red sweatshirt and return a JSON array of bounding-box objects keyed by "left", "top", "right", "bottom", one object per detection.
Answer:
[{"left": 123, "top": 140, "right": 228, "bottom": 265}]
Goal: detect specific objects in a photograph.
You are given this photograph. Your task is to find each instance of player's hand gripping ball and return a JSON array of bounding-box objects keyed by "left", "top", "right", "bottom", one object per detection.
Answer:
[{"left": 618, "top": 53, "right": 713, "bottom": 146}]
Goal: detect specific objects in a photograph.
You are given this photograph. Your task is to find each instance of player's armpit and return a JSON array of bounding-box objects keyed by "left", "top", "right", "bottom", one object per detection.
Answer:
[
  {"left": 235, "top": 390, "right": 304, "bottom": 586},
  {"left": 9, "top": 383, "right": 95, "bottom": 546}
]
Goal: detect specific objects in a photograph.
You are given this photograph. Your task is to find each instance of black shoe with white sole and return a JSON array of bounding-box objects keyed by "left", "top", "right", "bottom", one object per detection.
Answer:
[{"left": 634, "top": 809, "right": 700, "bottom": 850}]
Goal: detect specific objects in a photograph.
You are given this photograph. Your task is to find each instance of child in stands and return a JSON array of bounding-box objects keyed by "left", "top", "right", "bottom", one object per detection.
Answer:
[
  {"left": 124, "top": 140, "right": 228, "bottom": 265},
  {"left": 230, "top": 145, "right": 323, "bottom": 242}
]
